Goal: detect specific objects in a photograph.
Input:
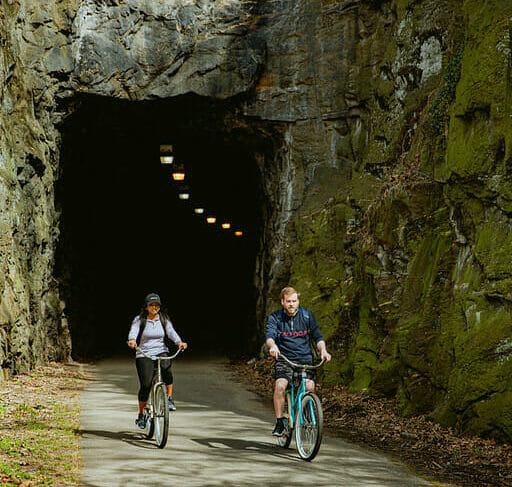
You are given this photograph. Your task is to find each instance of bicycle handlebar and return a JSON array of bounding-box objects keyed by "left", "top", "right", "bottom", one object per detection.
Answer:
[
  {"left": 128, "top": 342, "right": 183, "bottom": 361},
  {"left": 278, "top": 353, "right": 324, "bottom": 370}
]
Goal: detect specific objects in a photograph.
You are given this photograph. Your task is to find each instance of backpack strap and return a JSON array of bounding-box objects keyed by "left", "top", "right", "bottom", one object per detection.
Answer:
[
  {"left": 160, "top": 315, "right": 167, "bottom": 338},
  {"left": 302, "top": 308, "right": 320, "bottom": 359},
  {"left": 302, "top": 308, "right": 310, "bottom": 330},
  {"left": 136, "top": 316, "right": 147, "bottom": 345}
]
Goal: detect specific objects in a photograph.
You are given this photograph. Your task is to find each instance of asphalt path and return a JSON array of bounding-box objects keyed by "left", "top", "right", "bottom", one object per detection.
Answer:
[{"left": 80, "top": 356, "right": 434, "bottom": 486}]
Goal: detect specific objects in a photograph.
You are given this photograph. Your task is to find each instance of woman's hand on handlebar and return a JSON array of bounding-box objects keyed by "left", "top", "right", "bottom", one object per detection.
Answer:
[
  {"left": 177, "top": 341, "right": 188, "bottom": 350},
  {"left": 127, "top": 339, "right": 137, "bottom": 349}
]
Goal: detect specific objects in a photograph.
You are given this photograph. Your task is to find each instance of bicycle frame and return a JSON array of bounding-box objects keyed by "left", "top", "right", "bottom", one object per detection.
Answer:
[
  {"left": 286, "top": 369, "right": 316, "bottom": 429},
  {"left": 133, "top": 346, "right": 182, "bottom": 388},
  {"left": 280, "top": 354, "right": 324, "bottom": 429}
]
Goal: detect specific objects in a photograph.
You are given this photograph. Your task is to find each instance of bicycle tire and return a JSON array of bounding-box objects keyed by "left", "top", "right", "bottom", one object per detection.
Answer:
[
  {"left": 278, "top": 391, "right": 293, "bottom": 448},
  {"left": 295, "top": 392, "right": 323, "bottom": 461},
  {"left": 144, "top": 397, "right": 154, "bottom": 439},
  {"left": 154, "top": 384, "right": 169, "bottom": 448}
]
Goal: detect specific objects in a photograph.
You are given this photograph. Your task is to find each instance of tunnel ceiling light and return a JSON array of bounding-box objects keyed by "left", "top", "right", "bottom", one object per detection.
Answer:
[
  {"left": 221, "top": 223, "right": 231, "bottom": 229},
  {"left": 206, "top": 216, "right": 216, "bottom": 224},
  {"left": 160, "top": 144, "right": 174, "bottom": 164},
  {"left": 172, "top": 171, "right": 185, "bottom": 181},
  {"left": 160, "top": 144, "right": 173, "bottom": 153},
  {"left": 194, "top": 208, "right": 205, "bottom": 214},
  {"left": 178, "top": 186, "right": 190, "bottom": 200},
  {"left": 235, "top": 231, "right": 243, "bottom": 237},
  {"left": 160, "top": 155, "right": 174, "bottom": 164}
]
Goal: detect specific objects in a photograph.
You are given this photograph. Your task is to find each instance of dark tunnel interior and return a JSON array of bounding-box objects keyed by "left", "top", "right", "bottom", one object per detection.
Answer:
[{"left": 56, "top": 94, "right": 276, "bottom": 360}]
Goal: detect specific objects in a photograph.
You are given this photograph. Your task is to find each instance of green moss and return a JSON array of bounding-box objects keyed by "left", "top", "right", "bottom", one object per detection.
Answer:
[
  {"left": 438, "top": 1, "right": 512, "bottom": 181},
  {"left": 349, "top": 289, "right": 378, "bottom": 392},
  {"left": 290, "top": 199, "right": 351, "bottom": 384},
  {"left": 455, "top": 1, "right": 512, "bottom": 117},
  {"left": 474, "top": 218, "right": 512, "bottom": 279},
  {"left": 436, "top": 306, "right": 512, "bottom": 437}
]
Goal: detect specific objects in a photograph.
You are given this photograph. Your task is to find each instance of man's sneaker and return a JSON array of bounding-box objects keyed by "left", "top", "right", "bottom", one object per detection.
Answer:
[
  {"left": 272, "top": 418, "right": 285, "bottom": 436},
  {"left": 168, "top": 398, "right": 176, "bottom": 411},
  {"left": 135, "top": 413, "right": 146, "bottom": 429}
]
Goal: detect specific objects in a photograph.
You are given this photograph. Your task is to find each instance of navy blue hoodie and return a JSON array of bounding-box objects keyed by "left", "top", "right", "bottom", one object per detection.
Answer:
[{"left": 265, "top": 307, "right": 324, "bottom": 362}]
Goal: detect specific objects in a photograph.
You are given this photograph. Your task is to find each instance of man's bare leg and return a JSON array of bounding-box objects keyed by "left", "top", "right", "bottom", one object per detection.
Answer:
[
  {"left": 272, "top": 378, "right": 289, "bottom": 435},
  {"left": 273, "top": 378, "right": 288, "bottom": 417}
]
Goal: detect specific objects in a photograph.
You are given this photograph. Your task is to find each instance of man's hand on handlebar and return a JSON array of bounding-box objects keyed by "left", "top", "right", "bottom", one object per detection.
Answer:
[
  {"left": 317, "top": 340, "right": 331, "bottom": 362},
  {"left": 127, "top": 339, "right": 136, "bottom": 349},
  {"left": 265, "top": 338, "right": 280, "bottom": 358},
  {"left": 269, "top": 343, "right": 280, "bottom": 359},
  {"left": 320, "top": 350, "right": 332, "bottom": 362},
  {"left": 177, "top": 341, "right": 188, "bottom": 350}
]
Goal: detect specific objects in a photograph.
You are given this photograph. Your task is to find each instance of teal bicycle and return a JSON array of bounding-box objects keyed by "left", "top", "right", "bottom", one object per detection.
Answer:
[{"left": 276, "top": 353, "right": 324, "bottom": 461}]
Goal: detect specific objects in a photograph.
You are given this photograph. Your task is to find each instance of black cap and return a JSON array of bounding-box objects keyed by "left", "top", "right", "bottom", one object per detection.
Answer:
[{"left": 145, "top": 293, "right": 161, "bottom": 306}]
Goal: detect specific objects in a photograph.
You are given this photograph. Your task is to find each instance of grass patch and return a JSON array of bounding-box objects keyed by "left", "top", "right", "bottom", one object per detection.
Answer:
[{"left": 0, "top": 362, "right": 89, "bottom": 486}]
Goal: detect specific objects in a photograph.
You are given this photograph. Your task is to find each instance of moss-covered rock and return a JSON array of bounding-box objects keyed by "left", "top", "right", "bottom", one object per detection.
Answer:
[{"left": 284, "top": 0, "right": 512, "bottom": 443}]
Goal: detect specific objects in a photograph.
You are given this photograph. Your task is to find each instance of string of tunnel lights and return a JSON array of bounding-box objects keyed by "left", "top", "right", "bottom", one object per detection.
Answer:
[{"left": 160, "top": 145, "right": 244, "bottom": 238}]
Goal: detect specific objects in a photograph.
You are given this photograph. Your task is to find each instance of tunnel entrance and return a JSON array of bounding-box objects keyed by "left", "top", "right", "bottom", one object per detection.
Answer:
[{"left": 56, "top": 94, "right": 279, "bottom": 359}]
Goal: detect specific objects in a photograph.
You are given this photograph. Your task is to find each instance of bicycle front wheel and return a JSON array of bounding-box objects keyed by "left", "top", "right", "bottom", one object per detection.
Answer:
[
  {"left": 295, "top": 392, "right": 323, "bottom": 461},
  {"left": 278, "top": 391, "right": 293, "bottom": 448},
  {"left": 144, "top": 396, "right": 154, "bottom": 439},
  {"left": 154, "top": 384, "right": 169, "bottom": 448}
]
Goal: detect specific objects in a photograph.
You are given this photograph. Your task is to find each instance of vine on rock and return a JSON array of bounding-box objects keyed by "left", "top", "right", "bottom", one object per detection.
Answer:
[{"left": 428, "top": 40, "right": 465, "bottom": 140}]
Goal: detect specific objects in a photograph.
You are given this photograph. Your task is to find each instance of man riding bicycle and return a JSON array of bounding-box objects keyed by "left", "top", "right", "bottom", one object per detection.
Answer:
[{"left": 265, "top": 286, "right": 331, "bottom": 436}]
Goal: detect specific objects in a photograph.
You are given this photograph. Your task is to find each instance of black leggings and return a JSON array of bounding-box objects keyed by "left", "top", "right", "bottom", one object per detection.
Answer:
[{"left": 135, "top": 355, "right": 173, "bottom": 402}]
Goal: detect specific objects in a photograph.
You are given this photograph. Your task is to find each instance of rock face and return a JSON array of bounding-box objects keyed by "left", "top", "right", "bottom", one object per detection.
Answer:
[
  {"left": 0, "top": 0, "right": 73, "bottom": 375},
  {"left": 1, "top": 0, "right": 512, "bottom": 441},
  {"left": 72, "top": 0, "right": 264, "bottom": 99}
]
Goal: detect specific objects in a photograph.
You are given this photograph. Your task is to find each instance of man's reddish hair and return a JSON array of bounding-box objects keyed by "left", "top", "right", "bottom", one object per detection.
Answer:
[{"left": 280, "top": 286, "right": 300, "bottom": 300}]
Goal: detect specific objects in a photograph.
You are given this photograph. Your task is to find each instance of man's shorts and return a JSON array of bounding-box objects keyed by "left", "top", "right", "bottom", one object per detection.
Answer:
[{"left": 274, "top": 358, "right": 316, "bottom": 384}]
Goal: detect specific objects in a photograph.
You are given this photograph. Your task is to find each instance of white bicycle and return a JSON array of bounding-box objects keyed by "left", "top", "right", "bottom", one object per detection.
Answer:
[{"left": 133, "top": 345, "right": 182, "bottom": 448}]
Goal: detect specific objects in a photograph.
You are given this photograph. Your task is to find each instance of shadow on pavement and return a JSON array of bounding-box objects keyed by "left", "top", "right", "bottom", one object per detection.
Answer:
[
  {"left": 81, "top": 429, "right": 163, "bottom": 449},
  {"left": 191, "top": 437, "right": 299, "bottom": 460}
]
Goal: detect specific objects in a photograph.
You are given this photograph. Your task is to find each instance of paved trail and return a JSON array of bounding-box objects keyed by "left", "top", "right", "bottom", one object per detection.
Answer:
[{"left": 80, "top": 357, "right": 434, "bottom": 486}]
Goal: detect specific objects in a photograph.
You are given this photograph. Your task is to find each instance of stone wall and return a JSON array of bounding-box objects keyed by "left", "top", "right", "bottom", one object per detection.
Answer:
[
  {"left": 1, "top": 0, "right": 512, "bottom": 440},
  {"left": 0, "top": 0, "right": 73, "bottom": 375},
  {"left": 284, "top": 0, "right": 512, "bottom": 442}
]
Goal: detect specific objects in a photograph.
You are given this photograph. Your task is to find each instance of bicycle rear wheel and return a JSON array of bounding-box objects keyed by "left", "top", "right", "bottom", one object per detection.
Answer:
[
  {"left": 154, "top": 383, "right": 169, "bottom": 448},
  {"left": 295, "top": 392, "right": 323, "bottom": 461},
  {"left": 277, "top": 391, "right": 293, "bottom": 448}
]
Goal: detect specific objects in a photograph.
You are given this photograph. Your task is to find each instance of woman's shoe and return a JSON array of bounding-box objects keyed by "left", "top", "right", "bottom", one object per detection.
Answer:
[{"left": 135, "top": 413, "right": 147, "bottom": 429}]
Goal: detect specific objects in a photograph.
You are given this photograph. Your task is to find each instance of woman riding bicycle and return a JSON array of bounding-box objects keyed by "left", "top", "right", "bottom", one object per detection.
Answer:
[{"left": 127, "top": 292, "right": 188, "bottom": 429}]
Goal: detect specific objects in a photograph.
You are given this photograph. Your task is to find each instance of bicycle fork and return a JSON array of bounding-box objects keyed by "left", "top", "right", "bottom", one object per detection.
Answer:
[
  {"left": 299, "top": 395, "right": 317, "bottom": 427},
  {"left": 295, "top": 387, "right": 317, "bottom": 428}
]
